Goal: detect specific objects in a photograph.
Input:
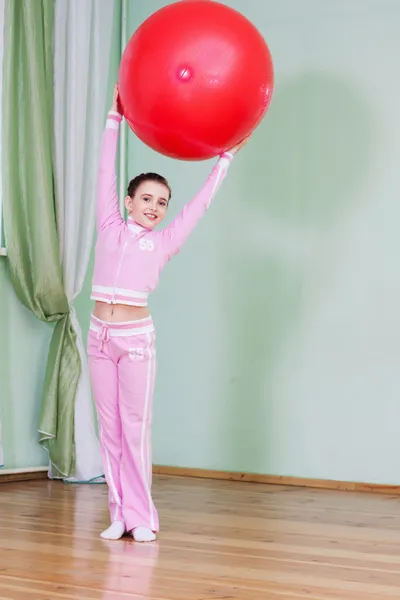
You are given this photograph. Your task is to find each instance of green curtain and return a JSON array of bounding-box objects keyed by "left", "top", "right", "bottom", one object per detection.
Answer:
[{"left": 2, "top": 0, "right": 80, "bottom": 478}]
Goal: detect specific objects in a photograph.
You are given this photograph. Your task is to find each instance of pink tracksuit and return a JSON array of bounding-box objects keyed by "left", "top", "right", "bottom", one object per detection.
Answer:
[{"left": 88, "top": 111, "right": 233, "bottom": 533}]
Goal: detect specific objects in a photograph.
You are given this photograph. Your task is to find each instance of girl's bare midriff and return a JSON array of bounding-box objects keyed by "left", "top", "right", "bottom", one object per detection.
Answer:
[{"left": 93, "top": 301, "right": 150, "bottom": 323}]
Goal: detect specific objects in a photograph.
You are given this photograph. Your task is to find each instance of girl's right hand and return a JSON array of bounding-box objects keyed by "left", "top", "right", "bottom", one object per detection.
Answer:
[
  {"left": 228, "top": 135, "right": 251, "bottom": 156},
  {"left": 111, "top": 84, "right": 123, "bottom": 116}
]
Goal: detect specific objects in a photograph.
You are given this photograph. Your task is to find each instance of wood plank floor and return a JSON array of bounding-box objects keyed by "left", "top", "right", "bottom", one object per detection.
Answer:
[{"left": 1, "top": 475, "right": 400, "bottom": 599}]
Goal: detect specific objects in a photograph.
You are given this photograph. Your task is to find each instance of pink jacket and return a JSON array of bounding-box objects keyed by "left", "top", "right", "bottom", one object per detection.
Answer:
[{"left": 91, "top": 111, "right": 233, "bottom": 307}]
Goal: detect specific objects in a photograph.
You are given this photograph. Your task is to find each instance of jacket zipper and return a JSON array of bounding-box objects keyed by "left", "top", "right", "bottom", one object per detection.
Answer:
[{"left": 111, "top": 241, "right": 128, "bottom": 304}]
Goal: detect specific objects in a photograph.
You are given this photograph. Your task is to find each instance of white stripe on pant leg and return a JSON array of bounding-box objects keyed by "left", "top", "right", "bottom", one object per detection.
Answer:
[
  {"left": 99, "top": 423, "right": 122, "bottom": 516},
  {"left": 140, "top": 333, "right": 156, "bottom": 531},
  {"left": 144, "top": 343, "right": 154, "bottom": 488},
  {"left": 144, "top": 345, "right": 154, "bottom": 488},
  {"left": 146, "top": 344, "right": 157, "bottom": 487}
]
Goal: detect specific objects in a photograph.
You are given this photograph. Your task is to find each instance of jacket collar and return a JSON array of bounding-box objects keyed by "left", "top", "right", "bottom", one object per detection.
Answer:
[{"left": 127, "top": 217, "right": 147, "bottom": 236}]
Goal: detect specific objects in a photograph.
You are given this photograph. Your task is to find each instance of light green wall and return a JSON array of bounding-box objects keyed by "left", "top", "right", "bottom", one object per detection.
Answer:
[
  {"left": 0, "top": 260, "right": 51, "bottom": 468},
  {"left": 116, "top": 0, "right": 400, "bottom": 484},
  {"left": 4, "top": 0, "right": 399, "bottom": 483}
]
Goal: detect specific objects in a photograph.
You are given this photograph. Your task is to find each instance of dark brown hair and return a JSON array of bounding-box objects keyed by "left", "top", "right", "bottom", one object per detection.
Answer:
[{"left": 127, "top": 173, "right": 172, "bottom": 201}]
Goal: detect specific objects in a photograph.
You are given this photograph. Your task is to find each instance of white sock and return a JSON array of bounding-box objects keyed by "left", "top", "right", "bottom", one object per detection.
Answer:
[
  {"left": 100, "top": 520, "right": 125, "bottom": 540},
  {"left": 132, "top": 527, "right": 156, "bottom": 542}
]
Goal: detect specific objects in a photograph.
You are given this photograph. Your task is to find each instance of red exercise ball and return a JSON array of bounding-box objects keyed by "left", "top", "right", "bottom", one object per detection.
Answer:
[{"left": 118, "top": 0, "right": 274, "bottom": 161}]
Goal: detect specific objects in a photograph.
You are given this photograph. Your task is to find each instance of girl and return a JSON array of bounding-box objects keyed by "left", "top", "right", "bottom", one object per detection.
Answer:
[{"left": 87, "top": 86, "right": 248, "bottom": 542}]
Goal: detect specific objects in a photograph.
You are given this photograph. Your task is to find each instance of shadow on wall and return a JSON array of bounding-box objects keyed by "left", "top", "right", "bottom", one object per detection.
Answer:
[{"left": 219, "top": 72, "right": 375, "bottom": 472}]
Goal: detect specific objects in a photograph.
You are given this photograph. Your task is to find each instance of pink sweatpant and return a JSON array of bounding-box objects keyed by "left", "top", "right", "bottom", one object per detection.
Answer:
[{"left": 87, "top": 314, "right": 159, "bottom": 533}]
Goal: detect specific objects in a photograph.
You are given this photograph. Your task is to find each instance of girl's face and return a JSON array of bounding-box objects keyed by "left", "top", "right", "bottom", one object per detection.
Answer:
[{"left": 125, "top": 180, "right": 169, "bottom": 229}]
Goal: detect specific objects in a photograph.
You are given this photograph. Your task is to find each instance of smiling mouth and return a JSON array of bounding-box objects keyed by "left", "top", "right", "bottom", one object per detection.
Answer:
[{"left": 144, "top": 213, "right": 157, "bottom": 221}]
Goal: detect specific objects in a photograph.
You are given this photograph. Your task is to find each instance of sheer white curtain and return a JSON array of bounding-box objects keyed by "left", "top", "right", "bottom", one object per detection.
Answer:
[{"left": 53, "top": 0, "right": 118, "bottom": 481}]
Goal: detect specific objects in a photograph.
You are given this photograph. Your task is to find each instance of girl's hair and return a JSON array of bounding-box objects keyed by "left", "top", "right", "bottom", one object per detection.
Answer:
[{"left": 127, "top": 173, "right": 172, "bottom": 200}]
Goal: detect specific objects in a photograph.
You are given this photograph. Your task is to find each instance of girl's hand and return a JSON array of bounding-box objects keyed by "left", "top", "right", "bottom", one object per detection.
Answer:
[
  {"left": 228, "top": 135, "right": 251, "bottom": 156},
  {"left": 111, "top": 84, "right": 123, "bottom": 115}
]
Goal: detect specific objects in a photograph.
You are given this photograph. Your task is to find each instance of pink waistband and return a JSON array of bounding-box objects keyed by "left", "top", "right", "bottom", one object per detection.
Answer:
[
  {"left": 90, "top": 286, "right": 148, "bottom": 308},
  {"left": 90, "top": 314, "right": 154, "bottom": 337}
]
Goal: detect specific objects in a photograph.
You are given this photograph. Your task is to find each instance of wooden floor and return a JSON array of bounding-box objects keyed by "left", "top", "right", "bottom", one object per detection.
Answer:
[{"left": 1, "top": 476, "right": 400, "bottom": 599}]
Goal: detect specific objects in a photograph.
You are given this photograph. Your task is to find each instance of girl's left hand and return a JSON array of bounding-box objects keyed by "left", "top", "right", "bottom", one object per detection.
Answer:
[{"left": 228, "top": 135, "right": 252, "bottom": 156}]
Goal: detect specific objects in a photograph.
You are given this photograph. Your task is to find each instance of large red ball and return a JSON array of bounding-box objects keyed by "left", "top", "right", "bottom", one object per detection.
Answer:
[{"left": 118, "top": 0, "right": 274, "bottom": 161}]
